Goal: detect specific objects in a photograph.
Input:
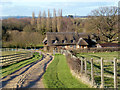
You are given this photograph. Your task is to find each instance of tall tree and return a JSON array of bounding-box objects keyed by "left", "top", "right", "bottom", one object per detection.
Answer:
[
  {"left": 31, "top": 12, "right": 36, "bottom": 26},
  {"left": 41, "top": 10, "right": 46, "bottom": 34},
  {"left": 57, "top": 9, "right": 62, "bottom": 32},
  {"left": 89, "top": 6, "right": 118, "bottom": 42},
  {"left": 37, "top": 11, "right": 41, "bottom": 30},
  {"left": 46, "top": 9, "right": 52, "bottom": 32},
  {"left": 52, "top": 9, "right": 57, "bottom": 32}
]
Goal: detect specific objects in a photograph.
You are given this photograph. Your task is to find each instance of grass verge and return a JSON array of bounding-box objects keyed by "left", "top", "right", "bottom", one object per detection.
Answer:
[{"left": 43, "top": 54, "right": 89, "bottom": 88}]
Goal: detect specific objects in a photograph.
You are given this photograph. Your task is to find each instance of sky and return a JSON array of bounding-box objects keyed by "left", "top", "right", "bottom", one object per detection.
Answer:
[{"left": 0, "top": 0, "right": 119, "bottom": 16}]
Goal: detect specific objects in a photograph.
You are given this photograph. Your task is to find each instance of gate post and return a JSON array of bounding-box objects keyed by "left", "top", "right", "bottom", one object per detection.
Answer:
[
  {"left": 114, "top": 58, "right": 117, "bottom": 88},
  {"left": 100, "top": 58, "right": 104, "bottom": 88},
  {"left": 91, "top": 58, "right": 94, "bottom": 86},
  {"left": 84, "top": 58, "right": 87, "bottom": 75},
  {"left": 81, "top": 58, "right": 83, "bottom": 74}
]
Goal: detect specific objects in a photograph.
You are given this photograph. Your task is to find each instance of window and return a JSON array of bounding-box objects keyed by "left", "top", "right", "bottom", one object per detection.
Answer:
[
  {"left": 71, "top": 40, "right": 73, "bottom": 43},
  {"left": 62, "top": 40, "right": 66, "bottom": 43},
  {"left": 52, "top": 40, "right": 55, "bottom": 44},
  {"left": 62, "top": 40, "right": 64, "bottom": 43},
  {"left": 52, "top": 40, "right": 58, "bottom": 44}
]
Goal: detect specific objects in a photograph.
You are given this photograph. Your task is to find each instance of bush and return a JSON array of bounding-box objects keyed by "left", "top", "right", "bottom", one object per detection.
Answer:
[
  {"left": 66, "top": 53, "right": 81, "bottom": 73},
  {"left": 72, "top": 47, "right": 119, "bottom": 54}
]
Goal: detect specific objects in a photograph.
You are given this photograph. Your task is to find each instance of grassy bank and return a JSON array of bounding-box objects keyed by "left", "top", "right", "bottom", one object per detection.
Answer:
[
  {"left": 1, "top": 52, "right": 43, "bottom": 78},
  {"left": 43, "top": 54, "right": 89, "bottom": 88}
]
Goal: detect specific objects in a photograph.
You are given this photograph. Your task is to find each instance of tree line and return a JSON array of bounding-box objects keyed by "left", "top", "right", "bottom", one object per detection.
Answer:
[
  {"left": 2, "top": 9, "right": 85, "bottom": 48},
  {"left": 25, "top": 9, "right": 82, "bottom": 34},
  {"left": 2, "top": 7, "right": 119, "bottom": 48}
]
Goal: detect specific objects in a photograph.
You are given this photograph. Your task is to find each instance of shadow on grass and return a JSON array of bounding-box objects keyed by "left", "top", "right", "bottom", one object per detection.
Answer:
[
  {"left": 87, "top": 61, "right": 120, "bottom": 77},
  {"left": 89, "top": 55, "right": 101, "bottom": 59}
]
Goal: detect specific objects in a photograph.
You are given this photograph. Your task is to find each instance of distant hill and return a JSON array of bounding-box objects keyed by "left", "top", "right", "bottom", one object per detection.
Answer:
[
  {"left": 1, "top": 16, "right": 31, "bottom": 19},
  {"left": 73, "top": 16, "right": 88, "bottom": 18},
  {"left": 1, "top": 16, "right": 88, "bottom": 20}
]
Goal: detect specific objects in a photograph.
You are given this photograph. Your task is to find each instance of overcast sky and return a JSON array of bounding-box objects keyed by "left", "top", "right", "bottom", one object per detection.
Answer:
[{"left": 0, "top": 0, "right": 119, "bottom": 16}]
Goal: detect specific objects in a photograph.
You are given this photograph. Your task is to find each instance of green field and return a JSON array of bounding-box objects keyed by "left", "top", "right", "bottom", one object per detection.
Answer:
[
  {"left": 1, "top": 52, "right": 42, "bottom": 78},
  {"left": 43, "top": 54, "right": 89, "bottom": 88},
  {"left": 76, "top": 51, "right": 120, "bottom": 88},
  {"left": 2, "top": 50, "right": 30, "bottom": 56},
  {"left": 76, "top": 51, "right": 119, "bottom": 60}
]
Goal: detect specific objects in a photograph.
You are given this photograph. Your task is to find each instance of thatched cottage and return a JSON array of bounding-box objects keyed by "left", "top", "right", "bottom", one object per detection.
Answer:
[{"left": 43, "top": 32, "right": 96, "bottom": 52}]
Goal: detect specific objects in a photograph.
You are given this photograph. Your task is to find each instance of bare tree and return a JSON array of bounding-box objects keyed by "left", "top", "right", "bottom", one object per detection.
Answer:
[
  {"left": 37, "top": 11, "right": 41, "bottom": 31},
  {"left": 57, "top": 9, "right": 62, "bottom": 32},
  {"left": 10, "top": 31, "right": 26, "bottom": 50},
  {"left": 89, "top": 6, "right": 118, "bottom": 42},
  {"left": 41, "top": 10, "right": 46, "bottom": 34},
  {"left": 52, "top": 9, "right": 57, "bottom": 32},
  {"left": 46, "top": 9, "right": 52, "bottom": 32},
  {"left": 31, "top": 12, "right": 36, "bottom": 26}
]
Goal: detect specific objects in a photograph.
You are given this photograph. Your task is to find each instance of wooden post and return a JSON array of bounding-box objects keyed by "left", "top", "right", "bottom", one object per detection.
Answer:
[
  {"left": 81, "top": 58, "right": 83, "bottom": 73},
  {"left": 84, "top": 58, "right": 87, "bottom": 75},
  {"left": 91, "top": 58, "right": 94, "bottom": 86},
  {"left": 100, "top": 58, "right": 104, "bottom": 88},
  {"left": 114, "top": 58, "right": 117, "bottom": 88}
]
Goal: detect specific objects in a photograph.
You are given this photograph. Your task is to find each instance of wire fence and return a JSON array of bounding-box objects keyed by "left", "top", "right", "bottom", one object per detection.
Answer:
[
  {"left": 0, "top": 52, "right": 33, "bottom": 67},
  {"left": 61, "top": 50, "right": 120, "bottom": 88}
]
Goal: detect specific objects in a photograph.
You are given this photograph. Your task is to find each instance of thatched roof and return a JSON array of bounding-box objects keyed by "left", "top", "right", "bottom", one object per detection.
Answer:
[
  {"left": 77, "top": 38, "right": 88, "bottom": 45},
  {"left": 43, "top": 32, "right": 88, "bottom": 46},
  {"left": 43, "top": 37, "right": 47, "bottom": 43}
]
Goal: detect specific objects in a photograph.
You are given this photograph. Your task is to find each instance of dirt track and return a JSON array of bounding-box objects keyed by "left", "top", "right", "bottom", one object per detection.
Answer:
[{"left": 2, "top": 53, "right": 53, "bottom": 88}]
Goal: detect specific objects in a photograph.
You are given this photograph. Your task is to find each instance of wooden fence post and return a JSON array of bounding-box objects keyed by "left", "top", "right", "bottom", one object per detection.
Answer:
[
  {"left": 100, "top": 58, "right": 104, "bottom": 88},
  {"left": 84, "top": 58, "right": 87, "bottom": 75},
  {"left": 114, "top": 58, "right": 117, "bottom": 88},
  {"left": 91, "top": 58, "right": 94, "bottom": 86},
  {"left": 81, "top": 58, "right": 83, "bottom": 74}
]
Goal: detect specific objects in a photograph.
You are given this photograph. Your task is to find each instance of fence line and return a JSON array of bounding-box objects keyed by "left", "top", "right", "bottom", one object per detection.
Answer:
[
  {"left": 68, "top": 47, "right": 119, "bottom": 53},
  {"left": 61, "top": 49, "right": 119, "bottom": 88},
  {"left": 0, "top": 52, "right": 33, "bottom": 67}
]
